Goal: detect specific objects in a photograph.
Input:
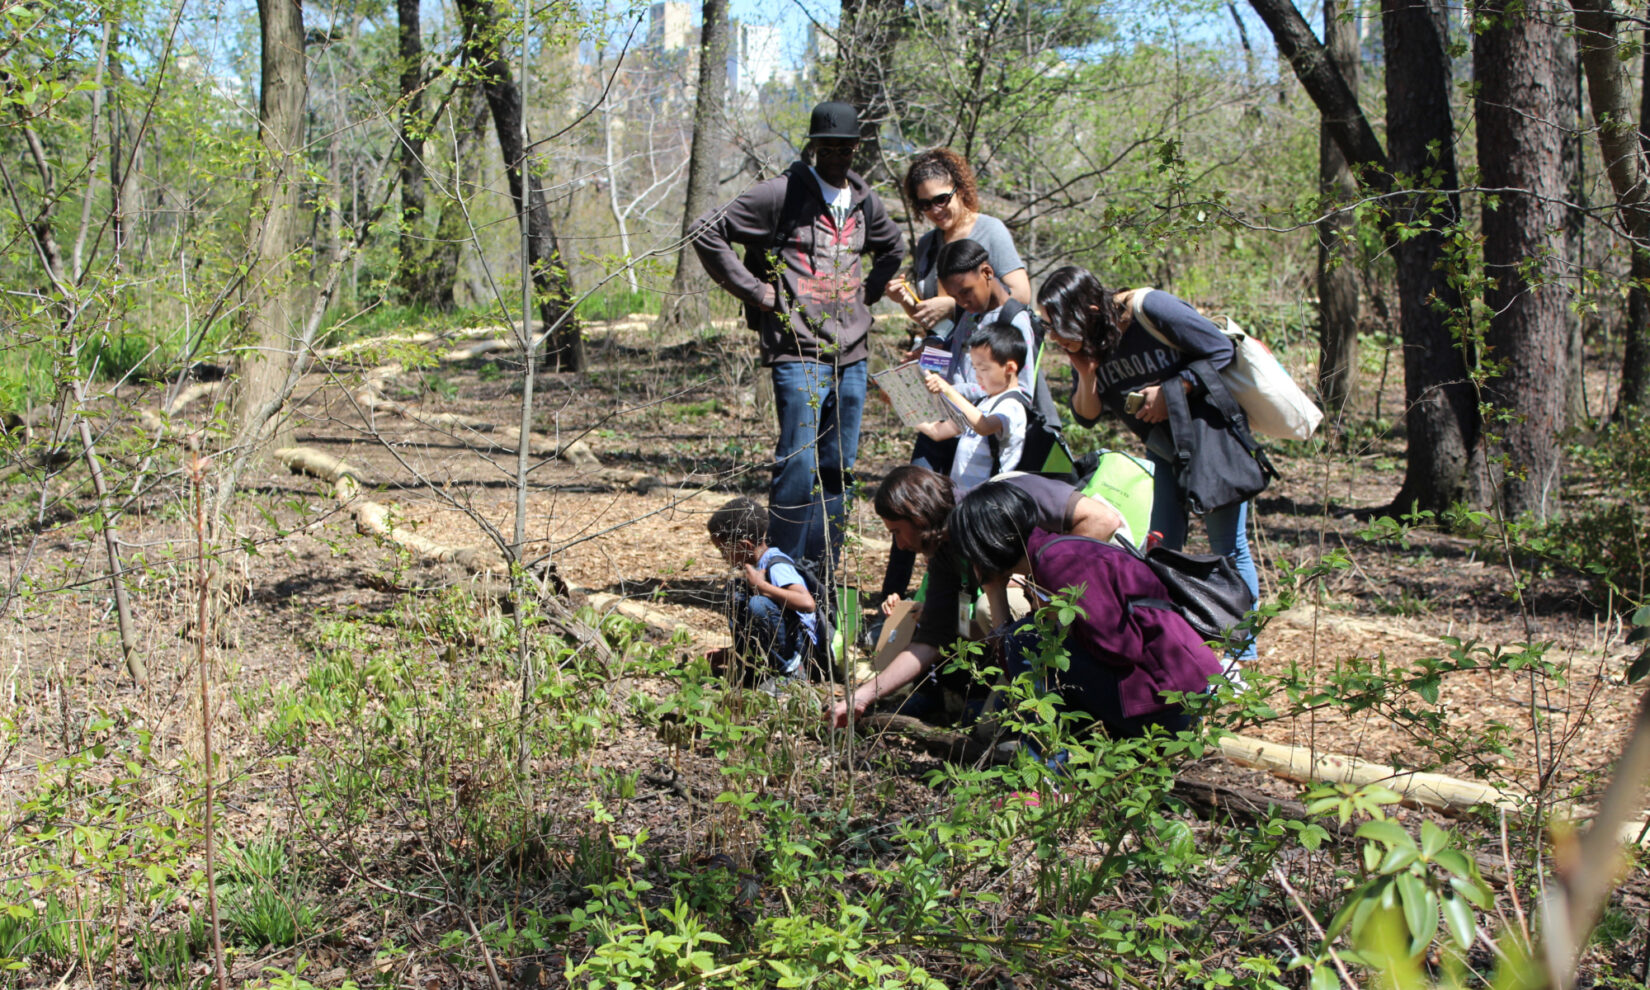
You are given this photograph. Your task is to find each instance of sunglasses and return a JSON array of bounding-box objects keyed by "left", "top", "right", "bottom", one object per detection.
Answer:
[{"left": 914, "top": 190, "right": 956, "bottom": 213}]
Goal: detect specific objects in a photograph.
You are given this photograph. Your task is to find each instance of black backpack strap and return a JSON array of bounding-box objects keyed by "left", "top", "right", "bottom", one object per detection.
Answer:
[
  {"left": 985, "top": 390, "right": 1035, "bottom": 476},
  {"left": 1032, "top": 534, "right": 1108, "bottom": 566},
  {"left": 1183, "top": 360, "right": 1281, "bottom": 481}
]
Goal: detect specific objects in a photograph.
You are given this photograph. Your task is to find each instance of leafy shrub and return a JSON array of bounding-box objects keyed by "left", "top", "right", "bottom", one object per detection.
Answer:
[{"left": 1542, "top": 410, "right": 1650, "bottom": 605}]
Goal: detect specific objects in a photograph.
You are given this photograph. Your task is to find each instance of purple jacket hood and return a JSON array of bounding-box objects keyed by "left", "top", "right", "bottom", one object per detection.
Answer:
[{"left": 1026, "top": 528, "right": 1223, "bottom": 719}]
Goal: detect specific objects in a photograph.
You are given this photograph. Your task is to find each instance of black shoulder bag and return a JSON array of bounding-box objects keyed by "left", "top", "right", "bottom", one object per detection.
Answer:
[
  {"left": 1161, "top": 359, "right": 1280, "bottom": 517},
  {"left": 1037, "top": 534, "right": 1256, "bottom": 643}
]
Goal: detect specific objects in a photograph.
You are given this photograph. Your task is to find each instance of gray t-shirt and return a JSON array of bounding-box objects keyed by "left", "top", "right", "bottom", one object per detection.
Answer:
[{"left": 913, "top": 214, "right": 1026, "bottom": 299}]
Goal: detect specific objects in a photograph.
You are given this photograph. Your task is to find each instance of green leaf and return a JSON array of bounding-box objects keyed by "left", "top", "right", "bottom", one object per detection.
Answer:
[
  {"left": 1378, "top": 842, "right": 1420, "bottom": 874},
  {"left": 1629, "top": 646, "right": 1650, "bottom": 684},
  {"left": 1355, "top": 819, "right": 1411, "bottom": 848},
  {"left": 1324, "top": 882, "right": 1370, "bottom": 942},
  {"left": 1420, "top": 820, "right": 1448, "bottom": 858},
  {"left": 1449, "top": 874, "right": 1493, "bottom": 910},
  {"left": 1432, "top": 848, "right": 1473, "bottom": 880},
  {"left": 1310, "top": 964, "right": 1340, "bottom": 990},
  {"left": 1396, "top": 873, "right": 1434, "bottom": 954},
  {"left": 1441, "top": 890, "right": 1476, "bottom": 950}
]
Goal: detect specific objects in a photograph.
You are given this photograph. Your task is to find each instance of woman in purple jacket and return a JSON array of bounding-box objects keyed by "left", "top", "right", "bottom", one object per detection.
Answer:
[{"left": 948, "top": 480, "right": 1222, "bottom": 738}]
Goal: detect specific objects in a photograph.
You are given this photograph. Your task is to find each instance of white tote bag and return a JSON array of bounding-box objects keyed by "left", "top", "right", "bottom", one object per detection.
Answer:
[{"left": 1129, "top": 288, "right": 1323, "bottom": 441}]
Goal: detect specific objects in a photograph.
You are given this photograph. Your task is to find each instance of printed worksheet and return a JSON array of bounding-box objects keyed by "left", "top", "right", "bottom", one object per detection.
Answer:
[{"left": 872, "top": 362, "right": 968, "bottom": 431}]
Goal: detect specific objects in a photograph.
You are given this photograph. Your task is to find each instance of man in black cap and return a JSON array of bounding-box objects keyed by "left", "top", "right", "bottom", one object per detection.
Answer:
[{"left": 692, "top": 101, "right": 905, "bottom": 573}]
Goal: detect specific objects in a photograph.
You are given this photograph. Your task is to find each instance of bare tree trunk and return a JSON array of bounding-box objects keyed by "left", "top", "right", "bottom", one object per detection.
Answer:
[
  {"left": 428, "top": 83, "right": 490, "bottom": 312},
  {"left": 1565, "top": 52, "right": 1589, "bottom": 428},
  {"left": 600, "top": 101, "right": 639, "bottom": 292},
  {"left": 456, "top": 0, "right": 582, "bottom": 372},
  {"left": 656, "top": 0, "right": 729, "bottom": 333},
  {"left": 1246, "top": 0, "right": 1388, "bottom": 175},
  {"left": 1383, "top": 0, "right": 1478, "bottom": 515},
  {"left": 107, "top": 15, "right": 140, "bottom": 269},
  {"left": 1571, "top": 0, "right": 1650, "bottom": 421},
  {"left": 1626, "top": 30, "right": 1650, "bottom": 414},
  {"left": 1316, "top": 0, "right": 1361, "bottom": 418},
  {"left": 233, "top": 0, "right": 309, "bottom": 456},
  {"left": 1228, "top": 2, "right": 1257, "bottom": 85},
  {"left": 1476, "top": 0, "right": 1571, "bottom": 520},
  {"left": 395, "top": 0, "right": 431, "bottom": 306}
]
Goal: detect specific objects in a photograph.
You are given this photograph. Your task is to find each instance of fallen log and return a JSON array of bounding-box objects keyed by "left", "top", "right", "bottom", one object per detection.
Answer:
[
  {"left": 275, "top": 445, "right": 508, "bottom": 576},
  {"left": 1219, "top": 734, "right": 1650, "bottom": 847}
]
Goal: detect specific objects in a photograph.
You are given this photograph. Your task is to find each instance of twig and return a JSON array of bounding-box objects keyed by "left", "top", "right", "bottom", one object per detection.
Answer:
[
  {"left": 1500, "top": 808, "right": 1529, "bottom": 943},
  {"left": 192, "top": 455, "right": 228, "bottom": 990},
  {"left": 1272, "top": 866, "right": 1360, "bottom": 990}
]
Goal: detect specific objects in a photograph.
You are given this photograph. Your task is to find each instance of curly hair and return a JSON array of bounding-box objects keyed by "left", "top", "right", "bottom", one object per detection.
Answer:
[
  {"left": 872, "top": 465, "right": 956, "bottom": 554},
  {"left": 903, "top": 148, "right": 980, "bottom": 213},
  {"left": 707, "top": 496, "right": 766, "bottom": 547}
]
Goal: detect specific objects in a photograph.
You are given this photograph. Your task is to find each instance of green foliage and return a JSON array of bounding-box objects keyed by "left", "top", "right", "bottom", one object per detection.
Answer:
[
  {"left": 1537, "top": 411, "right": 1650, "bottom": 606},
  {"left": 577, "top": 284, "right": 660, "bottom": 322},
  {"left": 223, "top": 836, "right": 319, "bottom": 949}
]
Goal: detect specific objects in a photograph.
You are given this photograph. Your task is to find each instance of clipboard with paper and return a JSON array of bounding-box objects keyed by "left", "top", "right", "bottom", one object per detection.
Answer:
[{"left": 872, "top": 361, "right": 969, "bottom": 432}]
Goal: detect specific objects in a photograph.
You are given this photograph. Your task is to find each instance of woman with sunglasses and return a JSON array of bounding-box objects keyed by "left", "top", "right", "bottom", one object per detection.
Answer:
[{"left": 888, "top": 148, "right": 1031, "bottom": 330}]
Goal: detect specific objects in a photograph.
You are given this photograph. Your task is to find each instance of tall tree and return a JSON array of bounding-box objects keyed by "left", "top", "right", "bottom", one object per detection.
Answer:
[
  {"left": 1250, "top": 0, "right": 1479, "bottom": 512},
  {"left": 832, "top": 0, "right": 902, "bottom": 179},
  {"left": 1316, "top": 0, "right": 1361, "bottom": 418},
  {"left": 656, "top": 0, "right": 729, "bottom": 333},
  {"left": 394, "top": 0, "right": 431, "bottom": 305},
  {"left": 455, "top": 0, "right": 583, "bottom": 371},
  {"left": 1475, "top": 0, "right": 1572, "bottom": 519},
  {"left": 1382, "top": 0, "right": 1477, "bottom": 514},
  {"left": 1570, "top": 1, "right": 1649, "bottom": 420},
  {"left": 233, "top": 0, "right": 309, "bottom": 454}
]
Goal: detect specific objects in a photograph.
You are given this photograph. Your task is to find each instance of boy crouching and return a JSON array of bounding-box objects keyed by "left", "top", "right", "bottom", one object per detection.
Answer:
[{"left": 706, "top": 497, "right": 818, "bottom": 689}]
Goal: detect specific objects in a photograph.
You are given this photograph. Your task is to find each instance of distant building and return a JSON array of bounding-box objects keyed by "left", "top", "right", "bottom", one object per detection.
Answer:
[
  {"left": 648, "top": 1, "right": 694, "bottom": 53},
  {"left": 729, "top": 20, "right": 794, "bottom": 98}
]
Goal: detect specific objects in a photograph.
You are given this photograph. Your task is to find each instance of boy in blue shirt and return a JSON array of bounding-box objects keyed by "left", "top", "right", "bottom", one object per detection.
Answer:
[{"left": 706, "top": 497, "right": 818, "bottom": 685}]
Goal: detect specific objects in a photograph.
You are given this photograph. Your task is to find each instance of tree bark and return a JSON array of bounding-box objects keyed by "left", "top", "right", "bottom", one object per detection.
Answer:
[
  {"left": 1565, "top": 53, "right": 1588, "bottom": 429},
  {"left": 233, "top": 0, "right": 309, "bottom": 455},
  {"left": 1571, "top": 0, "right": 1650, "bottom": 419},
  {"left": 1475, "top": 0, "right": 1571, "bottom": 520},
  {"left": 1629, "top": 34, "right": 1650, "bottom": 414},
  {"left": 455, "top": 0, "right": 582, "bottom": 371},
  {"left": 655, "top": 0, "right": 729, "bottom": 333},
  {"left": 1251, "top": 0, "right": 1478, "bottom": 512},
  {"left": 1316, "top": 0, "right": 1361, "bottom": 418},
  {"left": 832, "top": 0, "right": 902, "bottom": 180},
  {"left": 1383, "top": 0, "right": 1478, "bottom": 515},
  {"left": 394, "top": 0, "right": 431, "bottom": 306}
]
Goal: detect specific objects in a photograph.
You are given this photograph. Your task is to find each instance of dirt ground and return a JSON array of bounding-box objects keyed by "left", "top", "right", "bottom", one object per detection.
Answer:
[
  {"left": 3, "top": 315, "right": 1645, "bottom": 985},
  {"left": 273, "top": 319, "right": 1644, "bottom": 797}
]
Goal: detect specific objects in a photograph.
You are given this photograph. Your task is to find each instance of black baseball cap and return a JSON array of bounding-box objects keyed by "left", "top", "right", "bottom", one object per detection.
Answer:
[{"left": 807, "top": 101, "right": 861, "bottom": 140}]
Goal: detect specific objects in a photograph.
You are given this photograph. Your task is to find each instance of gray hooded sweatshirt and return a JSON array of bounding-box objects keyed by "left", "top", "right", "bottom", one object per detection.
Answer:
[{"left": 691, "top": 161, "right": 905, "bottom": 366}]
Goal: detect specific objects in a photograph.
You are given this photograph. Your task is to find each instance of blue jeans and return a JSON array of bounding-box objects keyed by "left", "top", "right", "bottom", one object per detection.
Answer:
[
  {"left": 1147, "top": 452, "right": 1260, "bottom": 663},
  {"left": 769, "top": 360, "right": 867, "bottom": 570},
  {"left": 729, "top": 584, "right": 810, "bottom": 678},
  {"left": 1003, "top": 618, "right": 1195, "bottom": 740}
]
